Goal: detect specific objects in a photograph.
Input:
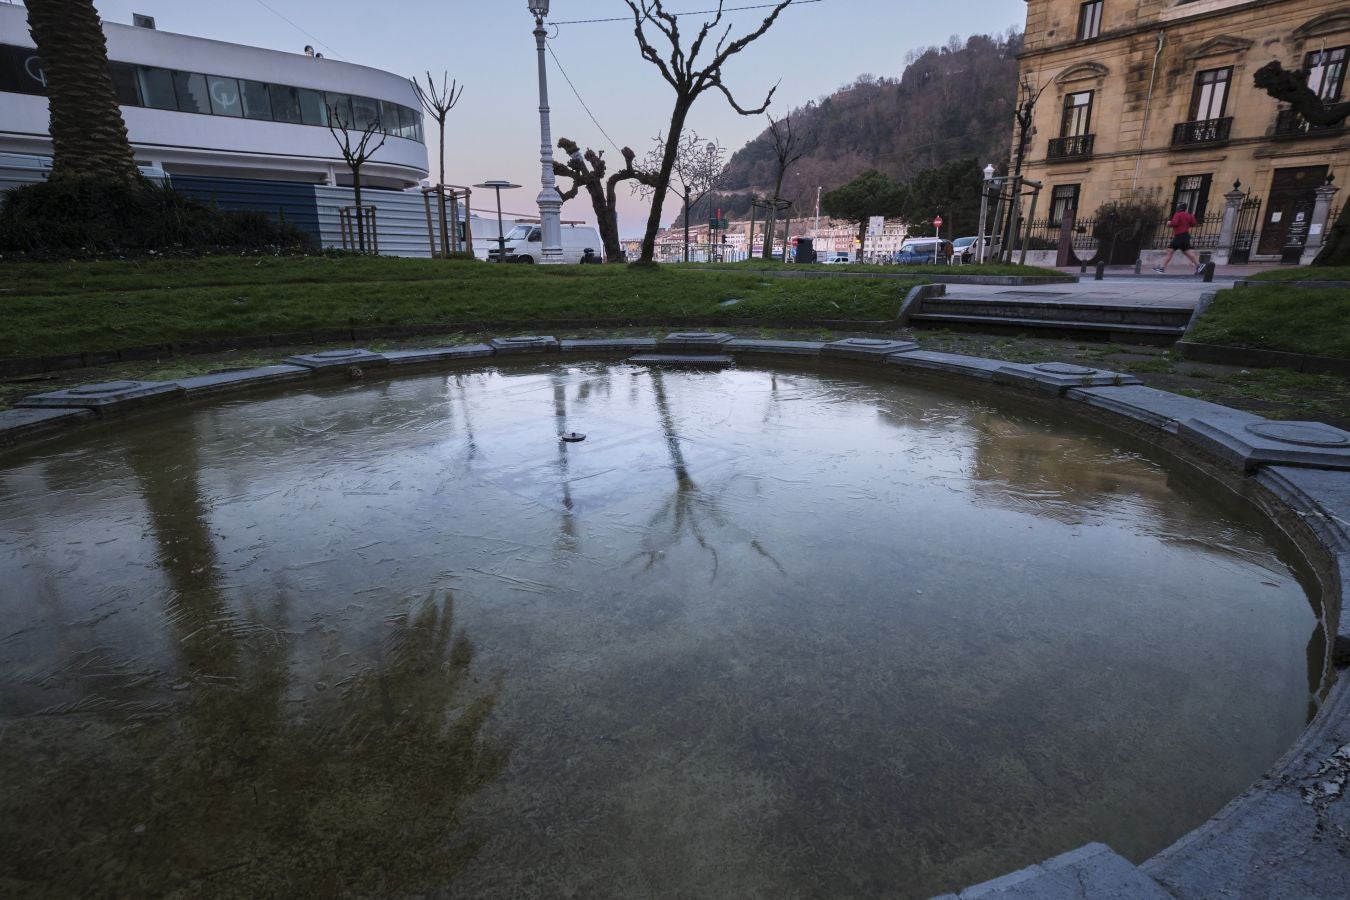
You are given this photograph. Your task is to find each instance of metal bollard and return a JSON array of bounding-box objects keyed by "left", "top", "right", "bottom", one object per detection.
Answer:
[
  {"left": 1202, "top": 261, "right": 1215, "bottom": 283},
  {"left": 1094, "top": 260, "right": 1105, "bottom": 281},
  {"left": 1133, "top": 258, "right": 1142, "bottom": 275}
]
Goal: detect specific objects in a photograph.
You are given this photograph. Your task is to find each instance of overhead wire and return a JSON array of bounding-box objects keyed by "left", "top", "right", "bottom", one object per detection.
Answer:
[
  {"left": 249, "top": 0, "right": 346, "bottom": 60},
  {"left": 546, "top": 41, "right": 625, "bottom": 156}
]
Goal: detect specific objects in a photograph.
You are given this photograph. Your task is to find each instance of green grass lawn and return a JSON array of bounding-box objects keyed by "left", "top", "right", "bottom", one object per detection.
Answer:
[
  {"left": 1249, "top": 266, "right": 1350, "bottom": 282},
  {"left": 1186, "top": 285, "right": 1350, "bottom": 359},
  {"left": 0, "top": 256, "right": 933, "bottom": 359}
]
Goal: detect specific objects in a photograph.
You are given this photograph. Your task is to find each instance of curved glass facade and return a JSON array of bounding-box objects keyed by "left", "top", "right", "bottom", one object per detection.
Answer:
[{"left": 0, "top": 43, "right": 424, "bottom": 143}]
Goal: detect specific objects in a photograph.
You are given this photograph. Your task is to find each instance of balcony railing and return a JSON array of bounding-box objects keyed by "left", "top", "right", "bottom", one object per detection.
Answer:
[
  {"left": 1273, "top": 108, "right": 1343, "bottom": 137},
  {"left": 1047, "top": 133, "right": 1094, "bottom": 160},
  {"left": 1171, "top": 116, "right": 1232, "bottom": 147}
]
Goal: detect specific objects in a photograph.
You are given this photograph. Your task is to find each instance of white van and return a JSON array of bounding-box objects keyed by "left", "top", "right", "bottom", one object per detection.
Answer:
[{"left": 488, "top": 223, "right": 603, "bottom": 263}]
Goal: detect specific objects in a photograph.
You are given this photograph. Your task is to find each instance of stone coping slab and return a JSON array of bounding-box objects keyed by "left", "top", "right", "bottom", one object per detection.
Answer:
[
  {"left": 175, "top": 364, "right": 312, "bottom": 397},
  {"left": 1179, "top": 418, "right": 1350, "bottom": 473},
  {"left": 560, "top": 338, "right": 659, "bottom": 353},
  {"left": 1, "top": 337, "right": 1348, "bottom": 900},
  {"left": 724, "top": 339, "right": 828, "bottom": 356},
  {"left": 991, "top": 362, "right": 1141, "bottom": 395},
  {"left": 627, "top": 353, "right": 735, "bottom": 369},
  {"left": 488, "top": 335, "right": 559, "bottom": 354},
  {"left": 16, "top": 379, "right": 185, "bottom": 411},
  {"left": 883, "top": 350, "right": 1009, "bottom": 380},
  {"left": 1066, "top": 384, "right": 1263, "bottom": 435},
  {"left": 382, "top": 345, "right": 494, "bottom": 366},
  {"left": 822, "top": 337, "right": 920, "bottom": 360},
  {"left": 282, "top": 348, "right": 390, "bottom": 371},
  {"left": 0, "top": 407, "right": 95, "bottom": 447},
  {"left": 935, "top": 843, "right": 1172, "bottom": 899},
  {"left": 656, "top": 331, "right": 734, "bottom": 350}
]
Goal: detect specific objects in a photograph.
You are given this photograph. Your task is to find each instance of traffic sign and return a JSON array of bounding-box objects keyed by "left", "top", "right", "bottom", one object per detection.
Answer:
[{"left": 933, "top": 215, "right": 943, "bottom": 229}]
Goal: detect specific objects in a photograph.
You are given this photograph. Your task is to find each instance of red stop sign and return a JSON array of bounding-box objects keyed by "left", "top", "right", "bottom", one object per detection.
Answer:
[{"left": 933, "top": 215, "right": 943, "bottom": 228}]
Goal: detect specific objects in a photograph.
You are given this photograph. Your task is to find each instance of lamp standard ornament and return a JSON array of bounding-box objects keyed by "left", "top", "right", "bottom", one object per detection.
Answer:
[
  {"left": 706, "top": 141, "right": 717, "bottom": 261},
  {"left": 528, "top": 0, "right": 564, "bottom": 263}
]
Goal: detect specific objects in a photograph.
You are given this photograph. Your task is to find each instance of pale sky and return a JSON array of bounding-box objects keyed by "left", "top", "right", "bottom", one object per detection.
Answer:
[{"left": 85, "top": 0, "right": 1025, "bottom": 235}]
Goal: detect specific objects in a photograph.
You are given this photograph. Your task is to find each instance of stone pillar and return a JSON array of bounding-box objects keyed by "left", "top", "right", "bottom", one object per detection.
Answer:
[
  {"left": 1304, "top": 179, "right": 1340, "bottom": 260},
  {"left": 1214, "top": 183, "right": 1246, "bottom": 265}
]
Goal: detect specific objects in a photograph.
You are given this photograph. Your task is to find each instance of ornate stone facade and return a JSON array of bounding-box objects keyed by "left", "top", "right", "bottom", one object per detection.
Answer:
[{"left": 1016, "top": 0, "right": 1350, "bottom": 261}]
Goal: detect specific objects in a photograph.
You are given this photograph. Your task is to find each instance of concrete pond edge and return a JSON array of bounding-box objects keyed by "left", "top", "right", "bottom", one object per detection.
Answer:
[{"left": 1, "top": 333, "right": 1348, "bottom": 899}]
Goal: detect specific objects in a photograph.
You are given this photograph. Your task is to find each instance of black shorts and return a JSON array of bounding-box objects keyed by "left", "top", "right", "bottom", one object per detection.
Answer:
[{"left": 1169, "top": 232, "right": 1192, "bottom": 252}]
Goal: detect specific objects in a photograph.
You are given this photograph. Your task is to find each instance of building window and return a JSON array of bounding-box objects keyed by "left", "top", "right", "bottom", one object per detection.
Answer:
[
  {"left": 1171, "top": 174, "right": 1212, "bottom": 219},
  {"left": 1306, "top": 46, "right": 1348, "bottom": 102},
  {"left": 109, "top": 62, "right": 141, "bottom": 106},
  {"left": 1061, "top": 91, "right": 1093, "bottom": 136},
  {"left": 172, "top": 71, "right": 210, "bottom": 114},
  {"left": 298, "top": 89, "right": 329, "bottom": 127},
  {"left": 206, "top": 76, "right": 243, "bottom": 117},
  {"left": 268, "top": 84, "right": 303, "bottom": 124},
  {"left": 1188, "top": 67, "right": 1231, "bottom": 121},
  {"left": 240, "top": 80, "right": 272, "bottom": 120},
  {"left": 1078, "top": 1, "right": 1103, "bottom": 40},
  {"left": 136, "top": 66, "right": 177, "bottom": 110},
  {"left": 1049, "top": 184, "right": 1081, "bottom": 225}
]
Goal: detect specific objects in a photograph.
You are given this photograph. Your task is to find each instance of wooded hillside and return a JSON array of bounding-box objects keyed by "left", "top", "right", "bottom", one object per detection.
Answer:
[{"left": 709, "top": 32, "right": 1021, "bottom": 221}]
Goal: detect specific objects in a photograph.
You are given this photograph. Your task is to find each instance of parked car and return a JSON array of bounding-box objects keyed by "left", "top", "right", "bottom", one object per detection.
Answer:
[
  {"left": 950, "top": 235, "right": 992, "bottom": 263},
  {"left": 892, "top": 239, "right": 953, "bottom": 265},
  {"left": 487, "top": 224, "right": 603, "bottom": 263}
]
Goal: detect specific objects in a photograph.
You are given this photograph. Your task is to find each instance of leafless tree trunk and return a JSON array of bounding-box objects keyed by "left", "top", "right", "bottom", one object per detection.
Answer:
[
  {"left": 623, "top": 0, "right": 798, "bottom": 264},
  {"left": 24, "top": 0, "right": 138, "bottom": 183},
  {"left": 760, "top": 112, "right": 815, "bottom": 259},
  {"left": 553, "top": 138, "right": 657, "bottom": 262},
  {"left": 328, "top": 107, "right": 389, "bottom": 253},
  {"left": 411, "top": 72, "right": 464, "bottom": 255}
]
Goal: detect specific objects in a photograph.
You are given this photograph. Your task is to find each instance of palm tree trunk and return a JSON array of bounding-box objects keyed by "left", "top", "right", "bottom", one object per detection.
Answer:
[{"left": 25, "top": 0, "right": 138, "bottom": 183}]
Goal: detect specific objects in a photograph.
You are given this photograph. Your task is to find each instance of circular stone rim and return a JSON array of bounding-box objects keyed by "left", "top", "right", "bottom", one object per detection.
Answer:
[{"left": 1244, "top": 421, "right": 1350, "bottom": 447}]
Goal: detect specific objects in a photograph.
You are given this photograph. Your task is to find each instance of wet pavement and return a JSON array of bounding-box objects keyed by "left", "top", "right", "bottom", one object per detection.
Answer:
[{"left": 0, "top": 362, "right": 1325, "bottom": 898}]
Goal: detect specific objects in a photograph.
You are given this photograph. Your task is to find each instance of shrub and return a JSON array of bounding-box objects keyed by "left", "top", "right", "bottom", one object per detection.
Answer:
[
  {"left": 0, "top": 176, "right": 313, "bottom": 256},
  {"left": 1090, "top": 197, "right": 1165, "bottom": 244}
]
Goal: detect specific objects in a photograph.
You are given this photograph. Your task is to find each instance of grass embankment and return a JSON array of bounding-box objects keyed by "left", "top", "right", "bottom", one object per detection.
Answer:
[
  {"left": 1186, "top": 285, "right": 1350, "bottom": 360},
  {"left": 1248, "top": 266, "right": 1350, "bottom": 282},
  {"left": 0, "top": 256, "right": 937, "bottom": 360}
]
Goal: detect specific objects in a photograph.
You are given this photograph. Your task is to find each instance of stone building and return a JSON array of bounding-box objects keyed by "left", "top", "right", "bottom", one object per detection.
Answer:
[{"left": 1014, "top": 0, "right": 1347, "bottom": 263}]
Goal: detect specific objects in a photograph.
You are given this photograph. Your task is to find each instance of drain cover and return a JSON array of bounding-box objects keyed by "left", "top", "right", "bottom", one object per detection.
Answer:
[{"left": 560, "top": 432, "right": 587, "bottom": 443}]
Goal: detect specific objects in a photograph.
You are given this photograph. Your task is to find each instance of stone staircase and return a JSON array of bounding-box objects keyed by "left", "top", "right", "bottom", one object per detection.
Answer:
[{"left": 903, "top": 288, "right": 1195, "bottom": 344}]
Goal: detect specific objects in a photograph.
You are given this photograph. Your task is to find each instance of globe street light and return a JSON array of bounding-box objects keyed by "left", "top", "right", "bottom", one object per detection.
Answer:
[
  {"left": 528, "top": 0, "right": 564, "bottom": 264},
  {"left": 474, "top": 180, "right": 521, "bottom": 262},
  {"left": 976, "top": 163, "right": 996, "bottom": 264}
]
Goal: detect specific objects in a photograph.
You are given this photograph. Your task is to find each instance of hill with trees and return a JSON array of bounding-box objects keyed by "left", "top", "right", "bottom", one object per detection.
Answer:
[{"left": 707, "top": 31, "right": 1021, "bottom": 222}]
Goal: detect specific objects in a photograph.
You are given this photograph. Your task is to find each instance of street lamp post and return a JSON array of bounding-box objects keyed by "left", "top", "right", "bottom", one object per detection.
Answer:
[
  {"left": 527, "top": 0, "right": 563, "bottom": 264},
  {"left": 473, "top": 180, "right": 521, "bottom": 261},
  {"left": 706, "top": 141, "right": 717, "bottom": 262},
  {"left": 976, "top": 163, "right": 994, "bottom": 264}
]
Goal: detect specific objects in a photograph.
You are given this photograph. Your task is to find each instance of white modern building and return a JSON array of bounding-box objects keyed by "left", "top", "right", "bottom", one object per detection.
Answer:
[{"left": 0, "top": 4, "right": 428, "bottom": 188}]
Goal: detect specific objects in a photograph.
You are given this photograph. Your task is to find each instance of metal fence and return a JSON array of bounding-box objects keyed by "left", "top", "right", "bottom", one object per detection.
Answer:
[{"left": 1022, "top": 210, "right": 1225, "bottom": 253}]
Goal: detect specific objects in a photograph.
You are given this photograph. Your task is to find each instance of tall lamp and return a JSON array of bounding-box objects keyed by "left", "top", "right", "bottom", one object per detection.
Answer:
[
  {"left": 528, "top": 0, "right": 564, "bottom": 263},
  {"left": 976, "top": 163, "right": 995, "bottom": 264}
]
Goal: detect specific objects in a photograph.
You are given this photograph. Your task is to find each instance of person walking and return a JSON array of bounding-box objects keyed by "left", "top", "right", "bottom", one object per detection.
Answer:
[{"left": 1153, "top": 203, "right": 1203, "bottom": 274}]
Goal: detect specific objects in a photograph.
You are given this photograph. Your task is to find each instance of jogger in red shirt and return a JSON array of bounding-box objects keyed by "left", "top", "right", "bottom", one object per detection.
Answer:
[{"left": 1154, "top": 203, "right": 1203, "bottom": 274}]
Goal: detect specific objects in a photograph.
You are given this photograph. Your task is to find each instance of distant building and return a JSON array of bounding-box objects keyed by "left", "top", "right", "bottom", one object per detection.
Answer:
[
  {"left": 0, "top": 3, "right": 427, "bottom": 188},
  {"left": 1015, "top": 0, "right": 1347, "bottom": 263}
]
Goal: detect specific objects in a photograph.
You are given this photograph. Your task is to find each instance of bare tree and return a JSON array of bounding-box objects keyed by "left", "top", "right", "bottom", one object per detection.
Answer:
[
  {"left": 328, "top": 106, "right": 388, "bottom": 253},
  {"left": 760, "top": 112, "right": 816, "bottom": 258},
  {"left": 410, "top": 72, "right": 465, "bottom": 256},
  {"left": 638, "top": 132, "right": 724, "bottom": 261},
  {"left": 623, "top": 0, "right": 799, "bottom": 263},
  {"left": 552, "top": 138, "right": 658, "bottom": 262}
]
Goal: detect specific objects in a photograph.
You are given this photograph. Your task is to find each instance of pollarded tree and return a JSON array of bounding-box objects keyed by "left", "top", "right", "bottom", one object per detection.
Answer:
[
  {"left": 821, "top": 170, "right": 907, "bottom": 259},
  {"left": 553, "top": 138, "right": 658, "bottom": 262},
  {"left": 624, "top": 0, "right": 799, "bottom": 264},
  {"left": 24, "top": 0, "right": 138, "bottom": 182}
]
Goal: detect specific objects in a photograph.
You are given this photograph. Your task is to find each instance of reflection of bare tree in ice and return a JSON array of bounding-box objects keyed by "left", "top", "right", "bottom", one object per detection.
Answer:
[
  {"left": 453, "top": 372, "right": 481, "bottom": 463},
  {"left": 627, "top": 370, "right": 784, "bottom": 578}
]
